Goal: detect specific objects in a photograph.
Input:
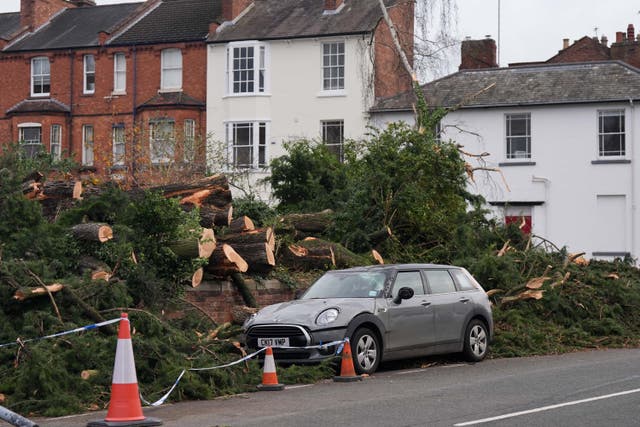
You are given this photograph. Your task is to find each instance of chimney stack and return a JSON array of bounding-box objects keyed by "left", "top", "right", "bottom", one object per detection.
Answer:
[
  {"left": 459, "top": 38, "right": 498, "bottom": 70},
  {"left": 616, "top": 31, "right": 625, "bottom": 43},
  {"left": 20, "top": 0, "right": 70, "bottom": 31},
  {"left": 628, "top": 24, "right": 635, "bottom": 41},
  {"left": 562, "top": 38, "right": 569, "bottom": 49},
  {"left": 601, "top": 35, "right": 608, "bottom": 46},
  {"left": 324, "top": 0, "right": 344, "bottom": 11},
  {"left": 221, "top": 0, "right": 253, "bottom": 22}
]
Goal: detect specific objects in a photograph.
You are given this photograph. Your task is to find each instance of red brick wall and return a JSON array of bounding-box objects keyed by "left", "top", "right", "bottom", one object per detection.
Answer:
[
  {"left": 611, "top": 41, "right": 640, "bottom": 69},
  {"left": 459, "top": 39, "right": 498, "bottom": 70},
  {"left": 0, "top": 42, "right": 207, "bottom": 183},
  {"left": 21, "top": 0, "right": 71, "bottom": 31},
  {"left": 185, "top": 279, "right": 296, "bottom": 324},
  {"left": 373, "top": 0, "right": 414, "bottom": 99},
  {"left": 547, "top": 37, "right": 610, "bottom": 64}
]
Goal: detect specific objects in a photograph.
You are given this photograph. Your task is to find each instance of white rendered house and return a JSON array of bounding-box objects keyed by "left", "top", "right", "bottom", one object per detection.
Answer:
[
  {"left": 206, "top": 0, "right": 414, "bottom": 199},
  {"left": 370, "top": 59, "right": 640, "bottom": 261}
]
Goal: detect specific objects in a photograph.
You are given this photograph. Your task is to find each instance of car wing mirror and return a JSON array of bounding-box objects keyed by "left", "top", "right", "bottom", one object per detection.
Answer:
[
  {"left": 294, "top": 289, "right": 305, "bottom": 299},
  {"left": 392, "top": 287, "right": 414, "bottom": 304}
]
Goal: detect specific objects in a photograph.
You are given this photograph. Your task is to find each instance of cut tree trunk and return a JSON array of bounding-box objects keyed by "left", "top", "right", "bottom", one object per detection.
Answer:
[
  {"left": 230, "top": 273, "right": 257, "bottom": 308},
  {"left": 277, "top": 209, "right": 334, "bottom": 234},
  {"left": 21, "top": 180, "right": 41, "bottom": 199},
  {"left": 218, "top": 227, "right": 275, "bottom": 252},
  {"left": 279, "top": 243, "right": 335, "bottom": 271},
  {"left": 14, "top": 283, "right": 64, "bottom": 301},
  {"left": 178, "top": 187, "right": 233, "bottom": 209},
  {"left": 71, "top": 223, "right": 113, "bottom": 243},
  {"left": 168, "top": 228, "right": 216, "bottom": 259},
  {"left": 205, "top": 244, "right": 248, "bottom": 277},
  {"left": 229, "top": 216, "right": 255, "bottom": 233},
  {"left": 371, "top": 249, "right": 384, "bottom": 265},
  {"left": 38, "top": 180, "right": 83, "bottom": 200},
  {"left": 199, "top": 205, "right": 233, "bottom": 228},
  {"left": 299, "top": 237, "right": 364, "bottom": 268},
  {"left": 191, "top": 267, "right": 204, "bottom": 288},
  {"left": 231, "top": 242, "right": 275, "bottom": 275}
]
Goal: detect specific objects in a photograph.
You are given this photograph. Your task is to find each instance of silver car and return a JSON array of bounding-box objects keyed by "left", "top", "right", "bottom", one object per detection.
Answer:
[{"left": 243, "top": 264, "right": 493, "bottom": 374}]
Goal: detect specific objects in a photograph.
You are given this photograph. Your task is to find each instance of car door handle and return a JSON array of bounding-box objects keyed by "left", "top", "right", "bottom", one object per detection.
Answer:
[
  {"left": 459, "top": 297, "right": 470, "bottom": 303},
  {"left": 421, "top": 301, "right": 431, "bottom": 307}
]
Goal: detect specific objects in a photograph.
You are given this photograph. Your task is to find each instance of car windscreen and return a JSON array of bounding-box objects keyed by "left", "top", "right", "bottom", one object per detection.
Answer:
[{"left": 302, "top": 271, "right": 388, "bottom": 299}]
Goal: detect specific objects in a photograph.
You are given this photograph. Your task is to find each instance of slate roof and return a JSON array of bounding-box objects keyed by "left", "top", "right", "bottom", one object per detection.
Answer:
[
  {"left": 7, "top": 99, "right": 70, "bottom": 114},
  {"left": 208, "top": 0, "right": 400, "bottom": 43},
  {"left": 0, "top": 12, "right": 20, "bottom": 40},
  {"left": 111, "top": 0, "right": 221, "bottom": 45},
  {"left": 5, "top": 3, "right": 141, "bottom": 51},
  {"left": 137, "top": 91, "right": 205, "bottom": 110},
  {"left": 371, "top": 61, "right": 640, "bottom": 112}
]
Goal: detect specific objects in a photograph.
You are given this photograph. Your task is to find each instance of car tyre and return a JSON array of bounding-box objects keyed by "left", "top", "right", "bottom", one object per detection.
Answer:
[
  {"left": 350, "top": 327, "right": 381, "bottom": 375},
  {"left": 463, "top": 319, "right": 489, "bottom": 362}
]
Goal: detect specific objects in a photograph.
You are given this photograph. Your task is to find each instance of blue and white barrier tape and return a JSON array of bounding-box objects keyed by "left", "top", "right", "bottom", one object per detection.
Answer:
[
  {"left": 141, "top": 338, "right": 348, "bottom": 407},
  {"left": 0, "top": 317, "right": 122, "bottom": 349}
]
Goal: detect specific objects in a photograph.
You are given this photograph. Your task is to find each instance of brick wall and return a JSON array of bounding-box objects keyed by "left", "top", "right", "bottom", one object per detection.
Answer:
[
  {"left": 459, "top": 39, "right": 498, "bottom": 70},
  {"left": 185, "top": 279, "right": 296, "bottom": 324}
]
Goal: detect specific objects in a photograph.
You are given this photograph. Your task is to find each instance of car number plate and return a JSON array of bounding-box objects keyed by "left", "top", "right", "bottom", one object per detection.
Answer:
[{"left": 257, "top": 337, "right": 289, "bottom": 347}]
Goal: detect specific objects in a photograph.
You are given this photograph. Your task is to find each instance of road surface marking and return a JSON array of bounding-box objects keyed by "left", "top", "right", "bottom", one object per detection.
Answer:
[{"left": 454, "top": 387, "right": 640, "bottom": 426}]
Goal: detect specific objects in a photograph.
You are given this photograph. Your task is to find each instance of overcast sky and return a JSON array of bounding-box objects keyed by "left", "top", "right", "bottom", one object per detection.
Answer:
[{"left": 1, "top": 0, "right": 638, "bottom": 72}]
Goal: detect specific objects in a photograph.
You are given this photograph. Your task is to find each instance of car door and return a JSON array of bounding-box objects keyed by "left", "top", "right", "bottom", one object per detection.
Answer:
[
  {"left": 422, "top": 269, "right": 471, "bottom": 344},
  {"left": 386, "top": 270, "right": 436, "bottom": 351}
]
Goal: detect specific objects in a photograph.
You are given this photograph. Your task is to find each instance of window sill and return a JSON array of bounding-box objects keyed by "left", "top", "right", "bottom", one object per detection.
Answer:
[
  {"left": 158, "top": 88, "right": 182, "bottom": 94},
  {"left": 592, "top": 251, "right": 631, "bottom": 257},
  {"left": 82, "top": 91, "right": 95, "bottom": 96},
  {"left": 591, "top": 159, "right": 631, "bottom": 164},
  {"left": 111, "top": 91, "right": 127, "bottom": 96},
  {"left": 498, "top": 161, "right": 536, "bottom": 167},
  {"left": 317, "top": 90, "right": 347, "bottom": 98},
  {"left": 223, "top": 93, "right": 271, "bottom": 99},
  {"left": 30, "top": 94, "right": 50, "bottom": 99}
]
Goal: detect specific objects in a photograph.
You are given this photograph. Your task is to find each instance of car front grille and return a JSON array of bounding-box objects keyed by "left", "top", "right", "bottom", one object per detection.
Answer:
[{"left": 246, "top": 324, "right": 310, "bottom": 349}]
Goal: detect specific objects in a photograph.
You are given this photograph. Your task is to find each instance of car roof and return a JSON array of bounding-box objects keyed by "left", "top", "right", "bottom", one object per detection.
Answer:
[{"left": 331, "top": 263, "right": 464, "bottom": 273}]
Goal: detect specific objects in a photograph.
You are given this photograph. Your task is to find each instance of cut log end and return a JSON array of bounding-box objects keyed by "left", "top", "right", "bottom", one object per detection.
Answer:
[
  {"left": 372, "top": 249, "right": 384, "bottom": 265},
  {"left": 192, "top": 267, "right": 204, "bottom": 288},
  {"left": 198, "top": 228, "right": 217, "bottom": 258}
]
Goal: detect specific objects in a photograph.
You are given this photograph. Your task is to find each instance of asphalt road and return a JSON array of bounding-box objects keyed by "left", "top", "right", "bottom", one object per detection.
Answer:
[{"left": 29, "top": 348, "right": 640, "bottom": 427}]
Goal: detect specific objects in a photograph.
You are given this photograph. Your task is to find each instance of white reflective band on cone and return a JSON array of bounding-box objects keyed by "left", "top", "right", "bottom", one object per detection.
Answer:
[{"left": 112, "top": 338, "right": 138, "bottom": 384}]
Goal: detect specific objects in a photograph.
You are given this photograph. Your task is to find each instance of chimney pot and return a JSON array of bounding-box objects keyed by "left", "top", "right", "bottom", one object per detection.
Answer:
[
  {"left": 562, "top": 38, "right": 569, "bottom": 49},
  {"left": 628, "top": 24, "right": 635, "bottom": 41}
]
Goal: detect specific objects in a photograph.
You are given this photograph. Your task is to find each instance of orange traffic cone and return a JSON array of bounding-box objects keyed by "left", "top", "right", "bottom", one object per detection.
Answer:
[
  {"left": 333, "top": 339, "right": 362, "bottom": 382},
  {"left": 257, "top": 347, "right": 284, "bottom": 391},
  {"left": 87, "top": 313, "right": 162, "bottom": 427}
]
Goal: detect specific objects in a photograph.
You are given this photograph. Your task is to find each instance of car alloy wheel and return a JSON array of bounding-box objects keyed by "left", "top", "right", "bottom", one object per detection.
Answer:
[
  {"left": 351, "top": 327, "right": 380, "bottom": 375},
  {"left": 463, "top": 319, "right": 488, "bottom": 362}
]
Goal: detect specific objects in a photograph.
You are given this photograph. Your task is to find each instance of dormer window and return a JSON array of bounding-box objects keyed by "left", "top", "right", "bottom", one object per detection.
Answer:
[{"left": 31, "top": 57, "right": 50, "bottom": 97}]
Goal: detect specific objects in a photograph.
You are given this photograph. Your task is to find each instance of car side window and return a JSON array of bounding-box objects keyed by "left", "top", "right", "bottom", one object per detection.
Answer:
[
  {"left": 424, "top": 270, "right": 457, "bottom": 294},
  {"left": 450, "top": 269, "right": 476, "bottom": 291},
  {"left": 392, "top": 271, "right": 425, "bottom": 298}
]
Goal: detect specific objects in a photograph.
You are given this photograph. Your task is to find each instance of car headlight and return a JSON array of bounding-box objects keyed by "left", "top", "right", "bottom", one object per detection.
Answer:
[{"left": 316, "top": 308, "right": 339, "bottom": 326}]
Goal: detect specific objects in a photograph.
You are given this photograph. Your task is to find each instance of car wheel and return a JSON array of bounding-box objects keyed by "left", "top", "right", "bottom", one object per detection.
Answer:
[
  {"left": 463, "top": 319, "right": 489, "bottom": 362},
  {"left": 350, "top": 327, "right": 381, "bottom": 375}
]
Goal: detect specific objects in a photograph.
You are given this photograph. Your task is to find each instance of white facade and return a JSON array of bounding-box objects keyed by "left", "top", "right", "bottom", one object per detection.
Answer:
[
  {"left": 371, "top": 102, "right": 640, "bottom": 261},
  {"left": 206, "top": 35, "right": 374, "bottom": 200}
]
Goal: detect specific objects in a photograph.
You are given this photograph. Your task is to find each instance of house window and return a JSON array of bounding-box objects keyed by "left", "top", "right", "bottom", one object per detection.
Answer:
[
  {"left": 82, "top": 125, "right": 94, "bottom": 166},
  {"left": 506, "top": 113, "right": 531, "bottom": 159},
  {"left": 227, "top": 43, "right": 268, "bottom": 94},
  {"left": 598, "top": 110, "right": 625, "bottom": 157},
  {"left": 150, "top": 120, "right": 175, "bottom": 163},
  {"left": 322, "top": 120, "right": 344, "bottom": 161},
  {"left": 19, "top": 124, "right": 42, "bottom": 158},
  {"left": 322, "top": 41, "right": 344, "bottom": 91},
  {"left": 83, "top": 55, "right": 95, "bottom": 94},
  {"left": 31, "top": 57, "right": 50, "bottom": 97},
  {"left": 161, "top": 49, "right": 182, "bottom": 91},
  {"left": 50, "top": 125, "right": 61, "bottom": 161},
  {"left": 113, "top": 125, "right": 125, "bottom": 166},
  {"left": 226, "top": 121, "right": 267, "bottom": 169},
  {"left": 183, "top": 119, "right": 195, "bottom": 163},
  {"left": 113, "top": 53, "right": 126, "bottom": 93}
]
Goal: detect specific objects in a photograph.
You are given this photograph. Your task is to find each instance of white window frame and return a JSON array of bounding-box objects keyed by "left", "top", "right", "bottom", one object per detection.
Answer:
[
  {"left": 321, "top": 119, "right": 344, "bottom": 162},
  {"left": 321, "top": 41, "right": 345, "bottom": 92},
  {"left": 113, "top": 53, "right": 126, "bottom": 94},
  {"left": 226, "top": 41, "right": 269, "bottom": 95},
  {"left": 225, "top": 121, "right": 269, "bottom": 169},
  {"left": 112, "top": 124, "right": 125, "bottom": 166},
  {"left": 83, "top": 54, "right": 95, "bottom": 94},
  {"left": 505, "top": 113, "right": 531, "bottom": 159},
  {"left": 82, "top": 124, "right": 94, "bottom": 166},
  {"left": 149, "top": 119, "right": 175, "bottom": 164},
  {"left": 18, "top": 123, "right": 42, "bottom": 158},
  {"left": 598, "top": 109, "right": 626, "bottom": 158},
  {"left": 161, "top": 48, "right": 182, "bottom": 91},
  {"left": 31, "top": 56, "right": 50, "bottom": 97},
  {"left": 183, "top": 119, "right": 196, "bottom": 163},
  {"left": 50, "top": 124, "right": 62, "bottom": 161}
]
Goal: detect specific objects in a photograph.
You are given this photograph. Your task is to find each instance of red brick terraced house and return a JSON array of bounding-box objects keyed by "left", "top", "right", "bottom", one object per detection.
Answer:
[{"left": 0, "top": 0, "right": 218, "bottom": 185}]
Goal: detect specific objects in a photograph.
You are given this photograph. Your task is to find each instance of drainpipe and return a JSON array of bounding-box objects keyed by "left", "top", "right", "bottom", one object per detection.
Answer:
[
  {"left": 131, "top": 45, "right": 137, "bottom": 181},
  {"left": 68, "top": 50, "right": 74, "bottom": 157},
  {"left": 629, "top": 98, "right": 637, "bottom": 260}
]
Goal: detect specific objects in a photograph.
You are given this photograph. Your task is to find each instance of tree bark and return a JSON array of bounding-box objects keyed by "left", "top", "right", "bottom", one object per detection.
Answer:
[
  {"left": 279, "top": 243, "right": 336, "bottom": 271},
  {"left": 178, "top": 187, "right": 233, "bottom": 209},
  {"left": 13, "top": 284, "right": 64, "bottom": 301},
  {"left": 168, "top": 228, "right": 216, "bottom": 259},
  {"left": 71, "top": 223, "right": 113, "bottom": 243},
  {"left": 21, "top": 180, "right": 40, "bottom": 199},
  {"left": 231, "top": 242, "right": 275, "bottom": 275},
  {"left": 229, "top": 216, "right": 255, "bottom": 233},
  {"left": 204, "top": 244, "right": 249, "bottom": 277},
  {"left": 199, "top": 204, "right": 233, "bottom": 228},
  {"left": 218, "top": 227, "right": 274, "bottom": 251},
  {"left": 230, "top": 273, "right": 257, "bottom": 308},
  {"left": 277, "top": 209, "right": 334, "bottom": 234},
  {"left": 299, "top": 237, "right": 365, "bottom": 268},
  {"left": 38, "top": 181, "right": 83, "bottom": 200}
]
